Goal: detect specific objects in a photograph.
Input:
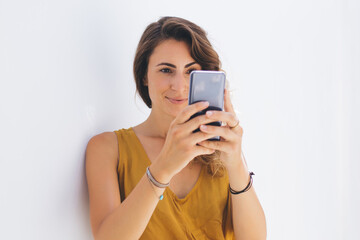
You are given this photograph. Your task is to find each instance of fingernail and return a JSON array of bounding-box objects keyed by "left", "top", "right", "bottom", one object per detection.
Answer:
[
  {"left": 201, "top": 125, "right": 207, "bottom": 130},
  {"left": 202, "top": 101, "right": 209, "bottom": 106},
  {"left": 206, "top": 111, "right": 213, "bottom": 117}
]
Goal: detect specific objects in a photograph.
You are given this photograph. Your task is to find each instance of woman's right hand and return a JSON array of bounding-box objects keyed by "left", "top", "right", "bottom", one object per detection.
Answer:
[{"left": 150, "top": 101, "right": 218, "bottom": 183}]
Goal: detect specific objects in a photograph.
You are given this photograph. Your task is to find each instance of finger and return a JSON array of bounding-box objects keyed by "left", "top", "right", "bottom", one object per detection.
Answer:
[
  {"left": 181, "top": 112, "right": 222, "bottom": 135},
  {"left": 197, "top": 138, "right": 233, "bottom": 153},
  {"left": 189, "top": 129, "right": 223, "bottom": 145},
  {"left": 205, "top": 110, "right": 239, "bottom": 130},
  {"left": 173, "top": 101, "right": 209, "bottom": 125},
  {"left": 224, "top": 88, "right": 236, "bottom": 114},
  {"left": 194, "top": 144, "right": 216, "bottom": 156},
  {"left": 199, "top": 124, "right": 238, "bottom": 142}
]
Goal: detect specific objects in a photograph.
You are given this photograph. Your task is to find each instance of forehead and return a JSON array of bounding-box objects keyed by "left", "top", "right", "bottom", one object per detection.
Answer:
[{"left": 149, "top": 39, "right": 194, "bottom": 65}]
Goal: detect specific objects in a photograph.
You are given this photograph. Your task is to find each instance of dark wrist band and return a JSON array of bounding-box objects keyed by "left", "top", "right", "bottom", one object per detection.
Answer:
[{"left": 229, "top": 172, "right": 255, "bottom": 195}]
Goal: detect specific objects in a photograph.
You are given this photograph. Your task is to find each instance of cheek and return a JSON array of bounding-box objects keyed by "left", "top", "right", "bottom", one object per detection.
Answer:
[{"left": 147, "top": 76, "right": 169, "bottom": 99}]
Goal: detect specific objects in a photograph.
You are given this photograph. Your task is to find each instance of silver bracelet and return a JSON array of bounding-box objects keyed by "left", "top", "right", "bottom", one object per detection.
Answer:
[{"left": 146, "top": 167, "right": 170, "bottom": 188}]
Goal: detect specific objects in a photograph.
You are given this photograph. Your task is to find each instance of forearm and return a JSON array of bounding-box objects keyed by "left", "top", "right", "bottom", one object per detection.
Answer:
[
  {"left": 228, "top": 164, "right": 267, "bottom": 240},
  {"left": 95, "top": 171, "right": 165, "bottom": 240}
]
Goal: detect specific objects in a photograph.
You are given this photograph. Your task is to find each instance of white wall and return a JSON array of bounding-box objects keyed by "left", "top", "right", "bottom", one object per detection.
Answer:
[{"left": 1, "top": 0, "right": 359, "bottom": 239}]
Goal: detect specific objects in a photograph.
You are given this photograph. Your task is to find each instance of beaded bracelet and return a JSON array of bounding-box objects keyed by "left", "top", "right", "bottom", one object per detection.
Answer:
[{"left": 229, "top": 172, "right": 255, "bottom": 195}]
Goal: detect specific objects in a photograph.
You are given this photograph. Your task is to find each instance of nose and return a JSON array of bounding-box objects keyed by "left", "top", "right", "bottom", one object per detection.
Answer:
[{"left": 170, "top": 72, "right": 189, "bottom": 92}]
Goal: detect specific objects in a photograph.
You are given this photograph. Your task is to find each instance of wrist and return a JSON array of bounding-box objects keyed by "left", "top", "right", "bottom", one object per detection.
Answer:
[
  {"left": 227, "top": 163, "right": 250, "bottom": 190},
  {"left": 227, "top": 159, "right": 247, "bottom": 175},
  {"left": 229, "top": 172, "right": 255, "bottom": 195},
  {"left": 149, "top": 160, "right": 173, "bottom": 185}
]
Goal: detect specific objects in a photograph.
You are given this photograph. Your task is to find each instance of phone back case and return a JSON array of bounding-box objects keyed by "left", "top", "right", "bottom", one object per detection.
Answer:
[{"left": 188, "top": 70, "right": 226, "bottom": 141}]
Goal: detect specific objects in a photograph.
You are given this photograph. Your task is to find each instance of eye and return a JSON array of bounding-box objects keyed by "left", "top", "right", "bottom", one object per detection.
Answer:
[
  {"left": 186, "top": 68, "right": 197, "bottom": 74},
  {"left": 160, "top": 68, "right": 172, "bottom": 73}
]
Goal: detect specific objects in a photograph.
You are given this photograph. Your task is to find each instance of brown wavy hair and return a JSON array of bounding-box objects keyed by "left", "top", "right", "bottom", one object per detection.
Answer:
[{"left": 133, "top": 16, "right": 225, "bottom": 177}]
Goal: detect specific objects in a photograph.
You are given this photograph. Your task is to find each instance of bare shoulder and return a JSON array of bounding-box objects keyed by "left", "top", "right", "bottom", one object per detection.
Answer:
[
  {"left": 85, "top": 131, "right": 121, "bottom": 237},
  {"left": 86, "top": 131, "right": 119, "bottom": 168}
]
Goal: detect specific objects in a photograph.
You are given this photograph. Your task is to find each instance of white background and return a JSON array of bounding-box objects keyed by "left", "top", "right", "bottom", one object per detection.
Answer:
[{"left": 1, "top": 0, "right": 359, "bottom": 239}]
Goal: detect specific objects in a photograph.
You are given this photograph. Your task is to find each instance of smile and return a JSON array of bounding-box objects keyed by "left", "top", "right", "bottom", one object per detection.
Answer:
[{"left": 166, "top": 97, "right": 188, "bottom": 104}]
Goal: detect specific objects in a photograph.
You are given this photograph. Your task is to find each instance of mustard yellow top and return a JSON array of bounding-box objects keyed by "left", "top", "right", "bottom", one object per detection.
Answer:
[{"left": 114, "top": 127, "right": 234, "bottom": 240}]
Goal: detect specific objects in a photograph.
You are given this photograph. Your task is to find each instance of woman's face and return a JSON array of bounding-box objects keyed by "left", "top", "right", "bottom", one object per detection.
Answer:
[{"left": 146, "top": 39, "right": 201, "bottom": 118}]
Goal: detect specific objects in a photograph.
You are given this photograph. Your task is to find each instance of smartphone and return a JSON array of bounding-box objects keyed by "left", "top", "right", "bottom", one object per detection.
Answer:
[{"left": 188, "top": 70, "right": 226, "bottom": 141}]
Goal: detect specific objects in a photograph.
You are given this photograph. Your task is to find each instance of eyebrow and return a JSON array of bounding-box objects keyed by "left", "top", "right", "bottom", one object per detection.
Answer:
[{"left": 156, "top": 62, "right": 197, "bottom": 68}]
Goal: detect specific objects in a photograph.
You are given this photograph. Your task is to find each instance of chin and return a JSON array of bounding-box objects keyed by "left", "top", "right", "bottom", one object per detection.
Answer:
[{"left": 168, "top": 107, "right": 186, "bottom": 118}]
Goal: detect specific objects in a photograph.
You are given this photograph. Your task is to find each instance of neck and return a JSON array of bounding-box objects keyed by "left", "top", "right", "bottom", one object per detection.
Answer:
[{"left": 140, "top": 106, "right": 176, "bottom": 139}]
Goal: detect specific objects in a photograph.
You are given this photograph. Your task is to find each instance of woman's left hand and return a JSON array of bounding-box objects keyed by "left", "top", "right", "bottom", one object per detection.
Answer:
[{"left": 197, "top": 88, "right": 247, "bottom": 171}]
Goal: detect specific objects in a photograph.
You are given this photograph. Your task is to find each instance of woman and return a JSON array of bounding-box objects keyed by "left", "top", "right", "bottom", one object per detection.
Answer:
[{"left": 86, "top": 16, "right": 266, "bottom": 240}]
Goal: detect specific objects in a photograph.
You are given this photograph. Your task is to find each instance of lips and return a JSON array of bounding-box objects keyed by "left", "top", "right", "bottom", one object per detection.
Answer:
[
  {"left": 166, "top": 97, "right": 188, "bottom": 104},
  {"left": 168, "top": 97, "right": 187, "bottom": 101}
]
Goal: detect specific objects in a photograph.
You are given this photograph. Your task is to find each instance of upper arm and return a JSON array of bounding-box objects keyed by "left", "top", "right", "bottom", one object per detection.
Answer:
[{"left": 85, "top": 132, "right": 120, "bottom": 238}]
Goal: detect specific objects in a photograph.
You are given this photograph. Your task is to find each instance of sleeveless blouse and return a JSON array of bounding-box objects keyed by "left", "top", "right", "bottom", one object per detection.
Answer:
[{"left": 114, "top": 127, "right": 234, "bottom": 240}]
